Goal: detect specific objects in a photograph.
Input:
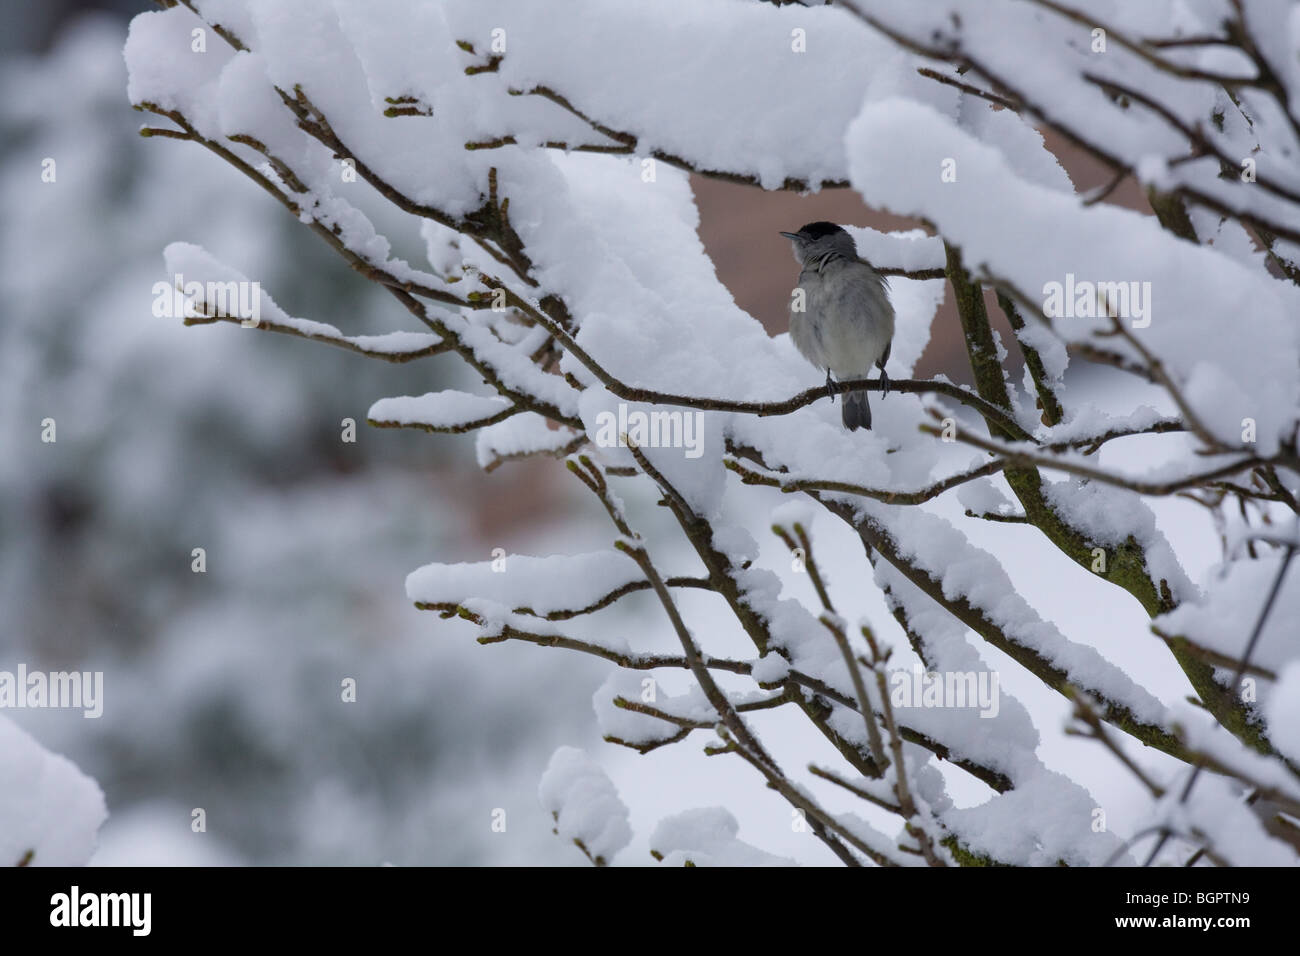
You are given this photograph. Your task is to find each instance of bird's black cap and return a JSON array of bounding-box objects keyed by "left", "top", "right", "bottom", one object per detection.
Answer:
[{"left": 795, "top": 221, "right": 845, "bottom": 239}]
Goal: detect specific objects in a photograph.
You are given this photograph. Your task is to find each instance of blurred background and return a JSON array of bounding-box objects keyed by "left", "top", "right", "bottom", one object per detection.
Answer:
[
  {"left": 0, "top": 1, "right": 1174, "bottom": 866},
  {"left": 1, "top": 1, "right": 610, "bottom": 865}
]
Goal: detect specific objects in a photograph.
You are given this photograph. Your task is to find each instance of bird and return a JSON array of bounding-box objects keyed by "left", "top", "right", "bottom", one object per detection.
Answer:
[{"left": 779, "top": 221, "right": 895, "bottom": 431}]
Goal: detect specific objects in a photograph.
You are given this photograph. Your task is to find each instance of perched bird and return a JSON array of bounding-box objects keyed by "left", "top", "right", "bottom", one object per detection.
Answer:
[{"left": 780, "top": 221, "right": 894, "bottom": 431}]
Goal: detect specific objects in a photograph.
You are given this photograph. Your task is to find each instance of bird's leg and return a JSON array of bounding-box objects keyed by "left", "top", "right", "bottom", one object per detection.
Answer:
[
  {"left": 825, "top": 369, "right": 838, "bottom": 404},
  {"left": 877, "top": 364, "right": 890, "bottom": 399}
]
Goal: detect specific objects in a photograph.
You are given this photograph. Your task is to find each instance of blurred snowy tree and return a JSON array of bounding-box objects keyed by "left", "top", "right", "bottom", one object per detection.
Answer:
[{"left": 1, "top": 14, "right": 602, "bottom": 865}]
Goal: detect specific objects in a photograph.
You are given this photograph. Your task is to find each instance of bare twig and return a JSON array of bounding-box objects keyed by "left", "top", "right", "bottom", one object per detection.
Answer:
[{"left": 821, "top": 616, "right": 888, "bottom": 768}]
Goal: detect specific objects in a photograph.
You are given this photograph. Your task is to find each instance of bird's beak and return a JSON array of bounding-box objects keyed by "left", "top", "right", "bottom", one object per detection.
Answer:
[{"left": 778, "top": 231, "right": 801, "bottom": 240}]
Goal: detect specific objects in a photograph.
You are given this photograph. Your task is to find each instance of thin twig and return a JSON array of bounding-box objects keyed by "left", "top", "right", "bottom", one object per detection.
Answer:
[{"left": 821, "top": 616, "right": 888, "bottom": 768}]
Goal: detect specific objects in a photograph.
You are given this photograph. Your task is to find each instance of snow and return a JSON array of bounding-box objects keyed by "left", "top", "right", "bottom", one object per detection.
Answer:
[
  {"left": 593, "top": 672, "right": 684, "bottom": 747},
  {"left": 90, "top": 802, "right": 243, "bottom": 866},
  {"left": 1155, "top": 550, "right": 1299, "bottom": 679},
  {"left": 451, "top": 0, "right": 896, "bottom": 190},
  {"left": 956, "top": 479, "right": 1012, "bottom": 517},
  {"left": 850, "top": 225, "right": 944, "bottom": 273},
  {"left": 1041, "top": 478, "right": 1196, "bottom": 602},
  {"left": 1266, "top": 662, "right": 1300, "bottom": 765},
  {"left": 537, "top": 746, "right": 632, "bottom": 864},
  {"left": 164, "top": 242, "right": 443, "bottom": 356},
  {"left": 864, "top": 499, "right": 1169, "bottom": 728},
  {"left": 1169, "top": 700, "right": 1300, "bottom": 806},
  {"left": 475, "top": 413, "right": 579, "bottom": 470},
  {"left": 750, "top": 653, "right": 791, "bottom": 685},
  {"left": 407, "top": 550, "right": 650, "bottom": 617},
  {"left": 0, "top": 715, "right": 106, "bottom": 866},
  {"left": 769, "top": 499, "right": 815, "bottom": 534},
  {"left": 650, "top": 807, "right": 795, "bottom": 866},
  {"left": 1170, "top": 776, "right": 1299, "bottom": 866},
  {"left": 125, "top": 7, "right": 232, "bottom": 137},
  {"left": 369, "top": 391, "right": 509, "bottom": 431},
  {"left": 1041, "top": 404, "right": 1169, "bottom": 444}
]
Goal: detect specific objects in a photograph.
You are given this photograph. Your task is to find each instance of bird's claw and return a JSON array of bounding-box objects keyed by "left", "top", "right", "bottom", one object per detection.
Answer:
[
  {"left": 878, "top": 367, "right": 890, "bottom": 399},
  {"left": 825, "top": 370, "right": 838, "bottom": 404}
]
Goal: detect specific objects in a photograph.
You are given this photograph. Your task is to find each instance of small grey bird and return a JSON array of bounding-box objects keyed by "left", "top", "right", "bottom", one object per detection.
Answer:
[{"left": 780, "top": 222, "right": 894, "bottom": 431}]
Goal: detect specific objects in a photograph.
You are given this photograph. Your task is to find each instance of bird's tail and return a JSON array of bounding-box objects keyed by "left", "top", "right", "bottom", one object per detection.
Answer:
[{"left": 842, "top": 390, "right": 872, "bottom": 431}]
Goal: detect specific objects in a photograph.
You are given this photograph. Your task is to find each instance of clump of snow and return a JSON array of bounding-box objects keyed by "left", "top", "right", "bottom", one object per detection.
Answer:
[
  {"left": 537, "top": 746, "right": 631, "bottom": 864},
  {"left": 1266, "top": 662, "right": 1300, "bottom": 765},
  {"left": 750, "top": 653, "right": 791, "bottom": 685},
  {"left": 475, "top": 413, "right": 578, "bottom": 471},
  {"left": 955, "top": 478, "right": 1012, "bottom": 517},
  {"left": 770, "top": 499, "right": 815, "bottom": 534},
  {"left": 406, "top": 550, "right": 654, "bottom": 618},
  {"left": 1155, "top": 552, "right": 1299, "bottom": 677},
  {"left": 650, "top": 807, "right": 794, "bottom": 866},
  {"left": 0, "top": 715, "right": 107, "bottom": 866},
  {"left": 369, "top": 391, "right": 509, "bottom": 430}
]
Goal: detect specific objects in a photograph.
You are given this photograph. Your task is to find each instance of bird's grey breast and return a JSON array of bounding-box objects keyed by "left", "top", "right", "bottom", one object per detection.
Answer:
[
  {"left": 834, "top": 260, "right": 892, "bottom": 332},
  {"left": 796, "top": 257, "right": 894, "bottom": 376}
]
